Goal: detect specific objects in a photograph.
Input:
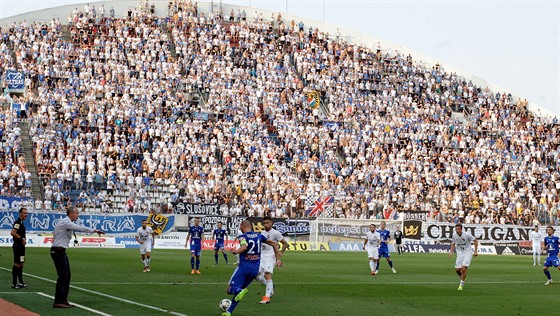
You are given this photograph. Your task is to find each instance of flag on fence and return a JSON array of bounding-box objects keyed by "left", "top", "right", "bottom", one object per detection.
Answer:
[
  {"left": 147, "top": 213, "right": 169, "bottom": 235},
  {"left": 383, "top": 207, "right": 397, "bottom": 220},
  {"left": 306, "top": 91, "right": 320, "bottom": 110},
  {"left": 305, "top": 196, "right": 334, "bottom": 217}
]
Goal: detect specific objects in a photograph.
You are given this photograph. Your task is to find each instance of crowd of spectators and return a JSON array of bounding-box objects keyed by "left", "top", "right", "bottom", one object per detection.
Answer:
[{"left": 0, "top": 0, "right": 558, "bottom": 226}]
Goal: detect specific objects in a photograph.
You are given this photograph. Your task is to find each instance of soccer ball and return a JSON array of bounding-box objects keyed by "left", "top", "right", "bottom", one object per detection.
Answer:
[{"left": 219, "top": 299, "right": 231, "bottom": 312}]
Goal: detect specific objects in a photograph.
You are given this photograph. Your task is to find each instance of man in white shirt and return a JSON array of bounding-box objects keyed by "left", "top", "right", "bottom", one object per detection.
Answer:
[
  {"left": 136, "top": 220, "right": 155, "bottom": 272},
  {"left": 363, "top": 223, "right": 381, "bottom": 275},
  {"left": 529, "top": 225, "right": 542, "bottom": 266},
  {"left": 449, "top": 223, "right": 478, "bottom": 291},
  {"left": 50, "top": 207, "right": 104, "bottom": 308},
  {"left": 255, "top": 216, "right": 287, "bottom": 304}
]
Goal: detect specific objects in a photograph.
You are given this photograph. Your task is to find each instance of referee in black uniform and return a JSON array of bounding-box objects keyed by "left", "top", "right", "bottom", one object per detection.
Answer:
[
  {"left": 51, "top": 207, "right": 104, "bottom": 308},
  {"left": 11, "top": 207, "right": 28, "bottom": 289}
]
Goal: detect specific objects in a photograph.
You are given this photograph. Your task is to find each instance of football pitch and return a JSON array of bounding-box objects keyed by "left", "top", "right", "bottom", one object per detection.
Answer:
[{"left": 0, "top": 248, "right": 557, "bottom": 316}]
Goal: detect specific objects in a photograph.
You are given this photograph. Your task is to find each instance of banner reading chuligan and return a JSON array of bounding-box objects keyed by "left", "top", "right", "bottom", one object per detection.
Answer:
[{"left": 423, "top": 222, "right": 560, "bottom": 243}]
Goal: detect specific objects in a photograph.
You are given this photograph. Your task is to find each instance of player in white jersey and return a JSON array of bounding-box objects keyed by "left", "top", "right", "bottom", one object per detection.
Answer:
[
  {"left": 255, "top": 216, "right": 287, "bottom": 304},
  {"left": 363, "top": 224, "right": 381, "bottom": 275},
  {"left": 136, "top": 220, "right": 155, "bottom": 272},
  {"left": 528, "top": 226, "right": 542, "bottom": 266},
  {"left": 449, "top": 223, "right": 478, "bottom": 290}
]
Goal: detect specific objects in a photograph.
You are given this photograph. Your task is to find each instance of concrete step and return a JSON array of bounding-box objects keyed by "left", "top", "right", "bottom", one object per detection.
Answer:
[{"left": 18, "top": 120, "right": 42, "bottom": 201}]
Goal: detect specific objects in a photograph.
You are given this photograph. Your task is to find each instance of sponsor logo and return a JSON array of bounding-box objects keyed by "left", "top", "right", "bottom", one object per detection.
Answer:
[
  {"left": 502, "top": 247, "right": 515, "bottom": 255},
  {"left": 81, "top": 238, "right": 106, "bottom": 243},
  {"left": 477, "top": 246, "right": 497, "bottom": 254},
  {"left": 273, "top": 221, "right": 310, "bottom": 236},
  {"left": 284, "top": 242, "right": 330, "bottom": 251}
]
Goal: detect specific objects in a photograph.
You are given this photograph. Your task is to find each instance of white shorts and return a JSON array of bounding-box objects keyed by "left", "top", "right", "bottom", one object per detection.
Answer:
[
  {"left": 455, "top": 251, "right": 473, "bottom": 268},
  {"left": 367, "top": 247, "right": 379, "bottom": 259},
  {"left": 140, "top": 242, "right": 152, "bottom": 254},
  {"left": 532, "top": 245, "right": 541, "bottom": 253},
  {"left": 259, "top": 255, "right": 276, "bottom": 274}
]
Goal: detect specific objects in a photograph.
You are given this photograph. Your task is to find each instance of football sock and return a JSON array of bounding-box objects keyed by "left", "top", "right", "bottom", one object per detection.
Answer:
[
  {"left": 196, "top": 258, "right": 200, "bottom": 270},
  {"left": 265, "top": 280, "right": 274, "bottom": 298},
  {"left": 460, "top": 280, "right": 465, "bottom": 286},
  {"left": 223, "top": 253, "right": 228, "bottom": 263},
  {"left": 388, "top": 261, "right": 394, "bottom": 268},
  {"left": 544, "top": 270, "right": 551, "bottom": 280},
  {"left": 256, "top": 274, "right": 266, "bottom": 285},
  {"left": 12, "top": 266, "right": 17, "bottom": 285},
  {"left": 215, "top": 253, "right": 219, "bottom": 264},
  {"left": 229, "top": 286, "right": 242, "bottom": 296},
  {"left": 228, "top": 287, "right": 246, "bottom": 312},
  {"left": 228, "top": 300, "right": 239, "bottom": 313},
  {"left": 146, "top": 256, "right": 151, "bottom": 267},
  {"left": 375, "top": 262, "right": 380, "bottom": 271},
  {"left": 18, "top": 267, "right": 23, "bottom": 284},
  {"left": 369, "top": 260, "right": 375, "bottom": 271},
  {"left": 191, "top": 257, "right": 195, "bottom": 269}
]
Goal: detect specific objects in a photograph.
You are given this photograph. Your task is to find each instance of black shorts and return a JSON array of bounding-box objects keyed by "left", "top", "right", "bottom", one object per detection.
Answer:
[{"left": 13, "top": 245, "right": 25, "bottom": 263}]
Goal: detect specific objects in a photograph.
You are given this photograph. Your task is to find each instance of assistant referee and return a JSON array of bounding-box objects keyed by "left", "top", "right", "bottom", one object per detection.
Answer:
[
  {"left": 11, "top": 207, "right": 28, "bottom": 289},
  {"left": 51, "top": 207, "right": 105, "bottom": 308}
]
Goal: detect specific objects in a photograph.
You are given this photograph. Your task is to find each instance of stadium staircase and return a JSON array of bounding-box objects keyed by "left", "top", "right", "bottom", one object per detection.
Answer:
[
  {"left": 161, "top": 23, "right": 178, "bottom": 61},
  {"left": 18, "top": 120, "right": 43, "bottom": 201}
]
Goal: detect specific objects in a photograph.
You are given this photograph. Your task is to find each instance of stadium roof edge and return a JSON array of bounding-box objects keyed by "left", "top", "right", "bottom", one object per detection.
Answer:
[{"left": 1, "top": 0, "right": 556, "bottom": 118}]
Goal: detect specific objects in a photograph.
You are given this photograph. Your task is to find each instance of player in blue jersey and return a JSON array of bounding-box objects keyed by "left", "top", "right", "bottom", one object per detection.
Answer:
[
  {"left": 213, "top": 222, "right": 229, "bottom": 265},
  {"left": 377, "top": 221, "right": 396, "bottom": 274},
  {"left": 185, "top": 217, "right": 205, "bottom": 274},
  {"left": 543, "top": 226, "right": 559, "bottom": 285},
  {"left": 222, "top": 220, "right": 282, "bottom": 316}
]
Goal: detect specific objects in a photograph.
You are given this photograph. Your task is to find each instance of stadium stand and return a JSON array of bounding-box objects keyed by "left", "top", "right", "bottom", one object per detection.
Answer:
[{"left": 0, "top": 0, "right": 558, "bottom": 226}]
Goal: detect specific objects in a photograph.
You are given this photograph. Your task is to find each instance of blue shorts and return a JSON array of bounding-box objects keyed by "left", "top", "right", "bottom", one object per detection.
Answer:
[
  {"left": 228, "top": 266, "right": 258, "bottom": 290},
  {"left": 214, "top": 242, "right": 224, "bottom": 251},
  {"left": 544, "top": 256, "right": 559, "bottom": 267},
  {"left": 190, "top": 246, "right": 201, "bottom": 257},
  {"left": 378, "top": 248, "right": 390, "bottom": 258}
]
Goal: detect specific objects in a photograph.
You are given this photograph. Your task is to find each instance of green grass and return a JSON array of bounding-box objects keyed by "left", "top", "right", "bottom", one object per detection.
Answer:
[{"left": 0, "top": 248, "right": 558, "bottom": 315}]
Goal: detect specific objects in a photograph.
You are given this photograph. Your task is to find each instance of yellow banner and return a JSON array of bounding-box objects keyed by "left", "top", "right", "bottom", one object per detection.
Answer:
[{"left": 284, "top": 242, "right": 330, "bottom": 251}]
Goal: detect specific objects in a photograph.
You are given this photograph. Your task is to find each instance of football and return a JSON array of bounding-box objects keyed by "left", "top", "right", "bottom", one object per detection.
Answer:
[{"left": 219, "top": 299, "right": 231, "bottom": 312}]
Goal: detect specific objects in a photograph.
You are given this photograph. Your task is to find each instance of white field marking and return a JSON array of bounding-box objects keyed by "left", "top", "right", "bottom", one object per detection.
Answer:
[
  {"left": 0, "top": 267, "right": 188, "bottom": 316},
  {"left": 0, "top": 291, "right": 39, "bottom": 294},
  {"left": 36, "top": 292, "right": 112, "bottom": 316},
  {"left": 70, "top": 281, "right": 535, "bottom": 285}
]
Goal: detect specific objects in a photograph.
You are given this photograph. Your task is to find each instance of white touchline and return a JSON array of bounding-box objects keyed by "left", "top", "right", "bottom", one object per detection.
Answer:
[
  {"left": 36, "top": 292, "right": 112, "bottom": 316},
  {"left": 70, "top": 281, "right": 535, "bottom": 285},
  {"left": 0, "top": 267, "right": 188, "bottom": 316}
]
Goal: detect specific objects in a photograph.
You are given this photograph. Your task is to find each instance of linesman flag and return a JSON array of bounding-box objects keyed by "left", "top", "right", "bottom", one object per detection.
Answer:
[{"left": 147, "top": 213, "right": 169, "bottom": 235}]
